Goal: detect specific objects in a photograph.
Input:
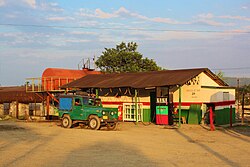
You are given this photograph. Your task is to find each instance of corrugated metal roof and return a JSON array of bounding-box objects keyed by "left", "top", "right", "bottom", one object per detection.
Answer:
[
  {"left": 0, "top": 86, "right": 42, "bottom": 103},
  {"left": 62, "top": 68, "right": 228, "bottom": 89}
]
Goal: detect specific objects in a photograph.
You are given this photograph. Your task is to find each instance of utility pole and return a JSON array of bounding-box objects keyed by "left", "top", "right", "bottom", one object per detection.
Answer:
[
  {"left": 135, "top": 89, "right": 138, "bottom": 124},
  {"left": 178, "top": 85, "right": 182, "bottom": 128},
  {"left": 242, "top": 92, "right": 245, "bottom": 125},
  {"left": 93, "top": 55, "right": 96, "bottom": 70},
  {"left": 237, "top": 79, "right": 240, "bottom": 114}
]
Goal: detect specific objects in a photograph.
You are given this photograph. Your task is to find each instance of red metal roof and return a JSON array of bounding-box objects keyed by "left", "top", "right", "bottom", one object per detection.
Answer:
[{"left": 61, "top": 68, "right": 228, "bottom": 89}]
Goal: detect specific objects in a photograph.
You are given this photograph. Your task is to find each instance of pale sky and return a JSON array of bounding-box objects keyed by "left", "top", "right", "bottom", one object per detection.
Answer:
[{"left": 0, "top": 0, "right": 250, "bottom": 86}]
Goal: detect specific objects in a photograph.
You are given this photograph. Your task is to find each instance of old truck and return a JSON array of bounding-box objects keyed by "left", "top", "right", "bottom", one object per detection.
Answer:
[{"left": 57, "top": 95, "right": 118, "bottom": 130}]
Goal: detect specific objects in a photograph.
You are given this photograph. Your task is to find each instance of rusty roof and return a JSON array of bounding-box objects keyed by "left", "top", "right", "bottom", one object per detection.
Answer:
[
  {"left": 61, "top": 68, "right": 228, "bottom": 89},
  {"left": 0, "top": 86, "right": 42, "bottom": 103}
]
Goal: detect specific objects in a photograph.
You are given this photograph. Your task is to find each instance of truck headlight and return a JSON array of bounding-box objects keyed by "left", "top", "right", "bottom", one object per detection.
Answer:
[
  {"left": 110, "top": 111, "right": 114, "bottom": 116},
  {"left": 102, "top": 111, "right": 106, "bottom": 115}
]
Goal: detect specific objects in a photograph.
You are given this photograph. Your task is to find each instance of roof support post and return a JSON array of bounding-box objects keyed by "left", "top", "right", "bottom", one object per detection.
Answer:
[
  {"left": 242, "top": 93, "right": 245, "bottom": 125},
  {"left": 135, "top": 89, "right": 138, "bottom": 124},
  {"left": 95, "top": 88, "right": 99, "bottom": 98},
  {"left": 178, "top": 85, "right": 182, "bottom": 128},
  {"left": 16, "top": 101, "right": 19, "bottom": 119},
  {"left": 46, "top": 95, "right": 50, "bottom": 120},
  {"left": 32, "top": 78, "right": 35, "bottom": 92},
  {"left": 168, "top": 86, "right": 173, "bottom": 125}
]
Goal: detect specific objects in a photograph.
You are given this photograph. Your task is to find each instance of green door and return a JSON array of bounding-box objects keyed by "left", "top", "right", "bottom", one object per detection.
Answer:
[{"left": 71, "top": 98, "right": 85, "bottom": 120}]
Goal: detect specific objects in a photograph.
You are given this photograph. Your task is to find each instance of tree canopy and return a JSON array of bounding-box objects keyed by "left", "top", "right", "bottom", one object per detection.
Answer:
[{"left": 95, "top": 42, "right": 162, "bottom": 73}]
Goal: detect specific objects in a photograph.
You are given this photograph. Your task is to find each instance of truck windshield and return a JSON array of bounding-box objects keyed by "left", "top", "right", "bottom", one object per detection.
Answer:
[
  {"left": 94, "top": 99, "right": 102, "bottom": 107},
  {"left": 87, "top": 98, "right": 102, "bottom": 106},
  {"left": 88, "top": 98, "right": 95, "bottom": 106}
]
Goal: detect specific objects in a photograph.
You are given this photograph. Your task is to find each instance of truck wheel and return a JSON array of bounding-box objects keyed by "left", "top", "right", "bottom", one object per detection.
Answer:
[
  {"left": 107, "top": 122, "right": 117, "bottom": 130},
  {"left": 62, "top": 115, "right": 72, "bottom": 128},
  {"left": 89, "top": 116, "right": 101, "bottom": 130}
]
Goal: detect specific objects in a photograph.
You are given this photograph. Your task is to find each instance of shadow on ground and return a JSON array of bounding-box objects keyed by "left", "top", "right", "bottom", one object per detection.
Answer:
[
  {"left": 227, "top": 125, "right": 250, "bottom": 137},
  {"left": 217, "top": 125, "right": 250, "bottom": 144},
  {"left": 62, "top": 141, "right": 159, "bottom": 167},
  {"left": 0, "top": 124, "right": 26, "bottom": 131}
]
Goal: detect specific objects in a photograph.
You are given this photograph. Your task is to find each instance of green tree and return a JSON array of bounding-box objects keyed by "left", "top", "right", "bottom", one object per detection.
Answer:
[
  {"left": 238, "top": 84, "right": 250, "bottom": 105},
  {"left": 95, "top": 42, "right": 162, "bottom": 73}
]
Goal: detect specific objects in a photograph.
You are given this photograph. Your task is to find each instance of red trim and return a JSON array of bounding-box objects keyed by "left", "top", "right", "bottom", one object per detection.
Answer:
[
  {"left": 102, "top": 100, "right": 235, "bottom": 107},
  {"left": 173, "top": 102, "right": 202, "bottom": 107},
  {"left": 102, "top": 101, "right": 151, "bottom": 106},
  {"left": 214, "top": 101, "right": 235, "bottom": 107},
  {"left": 173, "top": 101, "right": 235, "bottom": 107},
  {"left": 102, "top": 101, "right": 122, "bottom": 105}
]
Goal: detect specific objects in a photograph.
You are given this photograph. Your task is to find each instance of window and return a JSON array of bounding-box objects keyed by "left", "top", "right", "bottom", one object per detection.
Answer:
[
  {"left": 29, "top": 103, "right": 41, "bottom": 116},
  {"left": 94, "top": 99, "right": 102, "bottom": 107},
  {"left": 88, "top": 99, "right": 94, "bottom": 106},
  {"left": 83, "top": 97, "right": 89, "bottom": 105},
  {"left": 75, "top": 99, "right": 81, "bottom": 106},
  {"left": 3, "top": 103, "right": 10, "bottom": 115}
]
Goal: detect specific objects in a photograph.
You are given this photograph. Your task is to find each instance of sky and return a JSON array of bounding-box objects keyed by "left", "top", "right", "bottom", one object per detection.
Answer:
[{"left": 0, "top": 0, "right": 250, "bottom": 86}]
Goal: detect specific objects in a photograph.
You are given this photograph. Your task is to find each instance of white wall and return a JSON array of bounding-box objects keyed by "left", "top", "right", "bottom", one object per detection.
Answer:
[
  {"left": 173, "top": 72, "right": 235, "bottom": 110},
  {"left": 200, "top": 72, "right": 219, "bottom": 87},
  {"left": 100, "top": 96, "right": 150, "bottom": 109}
]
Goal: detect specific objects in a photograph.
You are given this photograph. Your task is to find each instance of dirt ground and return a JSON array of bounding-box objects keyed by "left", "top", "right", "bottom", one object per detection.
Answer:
[{"left": 0, "top": 120, "right": 250, "bottom": 167}]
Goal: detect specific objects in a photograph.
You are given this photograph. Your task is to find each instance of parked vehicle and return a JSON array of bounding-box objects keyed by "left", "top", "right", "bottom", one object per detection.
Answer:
[{"left": 57, "top": 95, "right": 118, "bottom": 130}]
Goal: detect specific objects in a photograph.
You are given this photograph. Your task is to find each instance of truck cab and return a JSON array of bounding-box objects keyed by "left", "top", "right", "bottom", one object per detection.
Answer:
[{"left": 58, "top": 95, "right": 118, "bottom": 130}]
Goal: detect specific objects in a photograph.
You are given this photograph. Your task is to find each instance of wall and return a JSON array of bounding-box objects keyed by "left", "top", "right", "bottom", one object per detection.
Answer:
[
  {"left": 0, "top": 102, "right": 49, "bottom": 119},
  {"left": 168, "top": 72, "right": 235, "bottom": 125},
  {"left": 200, "top": 72, "right": 219, "bottom": 87},
  {"left": 100, "top": 96, "right": 150, "bottom": 109},
  {"left": 99, "top": 88, "right": 151, "bottom": 109},
  {"left": 9, "top": 102, "right": 30, "bottom": 119},
  {"left": 173, "top": 72, "right": 235, "bottom": 108},
  {"left": 9, "top": 102, "right": 17, "bottom": 117},
  {"left": 215, "top": 108, "right": 236, "bottom": 125},
  {"left": 0, "top": 104, "right": 3, "bottom": 116},
  {"left": 29, "top": 103, "right": 44, "bottom": 116},
  {"left": 19, "top": 103, "right": 29, "bottom": 118},
  {"left": 27, "top": 103, "right": 56, "bottom": 117}
]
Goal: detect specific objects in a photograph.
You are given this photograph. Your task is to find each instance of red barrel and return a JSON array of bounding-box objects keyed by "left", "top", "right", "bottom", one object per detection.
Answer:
[{"left": 42, "top": 68, "right": 101, "bottom": 91}]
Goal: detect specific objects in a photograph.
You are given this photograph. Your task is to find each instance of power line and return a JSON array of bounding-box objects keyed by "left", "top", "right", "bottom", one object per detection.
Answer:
[
  {"left": 212, "top": 67, "right": 250, "bottom": 71},
  {"left": 1, "top": 23, "right": 250, "bottom": 33}
]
